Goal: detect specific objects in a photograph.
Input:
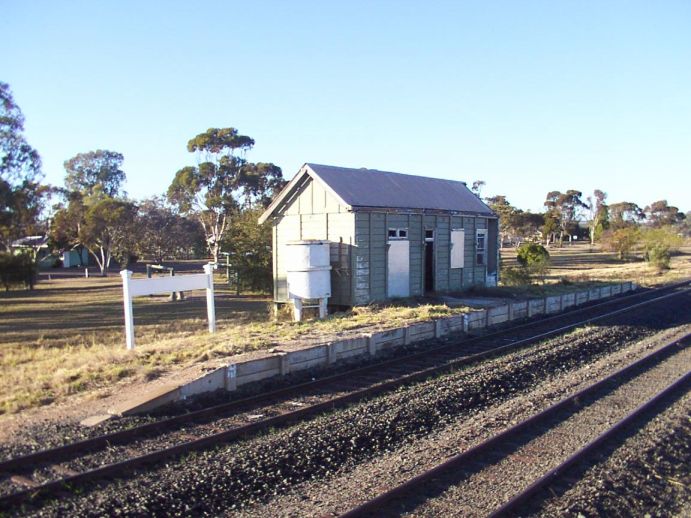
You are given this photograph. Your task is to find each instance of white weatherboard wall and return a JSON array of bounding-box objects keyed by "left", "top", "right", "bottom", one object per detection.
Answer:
[
  {"left": 115, "top": 282, "right": 638, "bottom": 415},
  {"left": 120, "top": 264, "right": 216, "bottom": 350}
]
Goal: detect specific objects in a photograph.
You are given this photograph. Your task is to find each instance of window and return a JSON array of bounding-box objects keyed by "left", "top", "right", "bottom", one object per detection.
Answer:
[
  {"left": 388, "top": 228, "right": 408, "bottom": 240},
  {"left": 425, "top": 229, "right": 434, "bottom": 241},
  {"left": 476, "top": 229, "right": 487, "bottom": 265}
]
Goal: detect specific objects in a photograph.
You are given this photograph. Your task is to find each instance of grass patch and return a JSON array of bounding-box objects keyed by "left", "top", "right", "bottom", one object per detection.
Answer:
[
  {"left": 0, "top": 275, "right": 466, "bottom": 416},
  {"left": 1, "top": 245, "right": 688, "bottom": 416}
]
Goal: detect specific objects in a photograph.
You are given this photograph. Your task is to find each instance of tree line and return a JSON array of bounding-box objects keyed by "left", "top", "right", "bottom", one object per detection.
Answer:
[
  {"left": 479, "top": 185, "right": 687, "bottom": 247},
  {"left": 478, "top": 183, "right": 687, "bottom": 273},
  {"left": 1, "top": 81, "right": 284, "bottom": 291},
  {"left": 2, "top": 80, "right": 688, "bottom": 290}
]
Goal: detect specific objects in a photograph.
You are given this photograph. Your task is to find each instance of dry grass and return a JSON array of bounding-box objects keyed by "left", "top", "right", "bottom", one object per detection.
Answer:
[
  {"left": 0, "top": 274, "right": 465, "bottom": 415},
  {"left": 1, "top": 245, "right": 688, "bottom": 416},
  {"left": 499, "top": 243, "right": 691, "bottom": 293}
]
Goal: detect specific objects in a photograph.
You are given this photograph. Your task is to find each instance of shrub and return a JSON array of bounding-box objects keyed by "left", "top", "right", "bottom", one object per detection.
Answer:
[
  {"left": 647, "top": 245, "right": 671, "bottom": 272},
  {"left": 640, "top": 227, "right": 683, "bottom": 259},
  {"left": 0, "top": 253, "right": 37, "bottom": 291},
  {"left": 639, "top": 227, "right": 682, "bottom": 272},
  {"left": 516, "top": 242, "right": 551, "bottom": 284},
  {"left": 516, "top": 242, "right": 550, "bottom": 267},
  {"left": 601, "top": 227, "right": 641, "bottom": 261},
  {"left": 501, "top": 266, "right": 531, "bottom": 286}
]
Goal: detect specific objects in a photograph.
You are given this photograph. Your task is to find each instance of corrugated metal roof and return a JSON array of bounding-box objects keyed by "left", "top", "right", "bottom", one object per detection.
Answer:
[{"left": 306, "top": 163, "right": 495, "bottom": 215}]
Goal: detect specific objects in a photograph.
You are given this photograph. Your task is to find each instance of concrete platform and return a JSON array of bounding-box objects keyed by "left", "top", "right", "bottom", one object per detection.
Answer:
[
  {"left": 79, "top": 281, "right": 635, "bottom": 423},
  {"left": 441, "top": 295, "right": 513, "bottom": 308}
]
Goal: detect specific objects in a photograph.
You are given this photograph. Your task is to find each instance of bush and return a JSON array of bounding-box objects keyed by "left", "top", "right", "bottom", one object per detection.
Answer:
[
  {"left": 516, "top": 242, "right": 550, "bottom": 267},
  {"left": 516, "top": 242, "right": 551, "bottom": 284},
  {"left": 0, "top": 253, "right": 37, "bottom": 291},
  {"left": 601, "top": 227, "right": 640, "bottom": 261},
  {"left": 641, "top": 227, "right": 683, "bottom": 259},
  {"left": 501, "top": 266, "right": 531, "bottom": 286},
  {"left": 647, "top": 245, "right": 671, "bottom": 272}
]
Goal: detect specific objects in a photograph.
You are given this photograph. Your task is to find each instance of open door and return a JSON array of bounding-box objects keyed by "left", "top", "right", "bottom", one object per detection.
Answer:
[{"left": 424, "top": 229, "right": 435, "bottom": 293}]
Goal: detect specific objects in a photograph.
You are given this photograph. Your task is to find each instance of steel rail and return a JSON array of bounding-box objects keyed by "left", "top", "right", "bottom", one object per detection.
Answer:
[
  {"left": 1, "top": 280, "right": 686, "bottom": 476},
  {"left": 0, "top": 283, "right": 688, "bottom": 509},
  {"left": 336, "top": 334, "right": 691, "bottom": 518},
  {"left": 490, "top": 369, "right": 691, "bottom": 517}
]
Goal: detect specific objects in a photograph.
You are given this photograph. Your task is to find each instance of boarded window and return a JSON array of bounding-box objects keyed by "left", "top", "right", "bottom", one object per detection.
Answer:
[{"left": 450, "top": 229, "right": 465, "bottom": 268}]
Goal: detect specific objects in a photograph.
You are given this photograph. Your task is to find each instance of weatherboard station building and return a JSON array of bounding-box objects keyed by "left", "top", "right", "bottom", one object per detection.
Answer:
[{"left": 259, "top": 163, "right": 499, "bottom": 313}]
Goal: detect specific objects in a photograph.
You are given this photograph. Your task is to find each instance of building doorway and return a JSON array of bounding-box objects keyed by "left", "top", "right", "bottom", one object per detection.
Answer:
[{"left": 424, "top": 229, "right": 434, "bottom": 293}]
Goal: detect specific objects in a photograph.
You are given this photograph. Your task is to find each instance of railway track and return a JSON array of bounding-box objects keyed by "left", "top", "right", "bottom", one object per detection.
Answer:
[
  {"left": 0, "top": 281, "right": 688, "bottom": 513},
  {"left": 337, "top": 334, "right": 691, "bottom": 518}
]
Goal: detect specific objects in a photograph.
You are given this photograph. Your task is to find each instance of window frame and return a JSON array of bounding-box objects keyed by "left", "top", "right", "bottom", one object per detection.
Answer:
[
  {"left": 476, "top": 229, "right": 487, "bottom": 265},
  {"left": 388, "top": 228, "right": 409, "bottom": 240}
]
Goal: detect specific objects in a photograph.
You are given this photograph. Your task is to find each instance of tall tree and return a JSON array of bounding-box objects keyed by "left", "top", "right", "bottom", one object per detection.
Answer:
[
  {"left": 485, "top": 195, "right": 517, "bottom": 247},
  {"left": 643, "top": 200, "right": 685, "bottom": 227},
  {"left": 0, "top": 82, "right": 46, "bottom": 250},
  {"left": 609, "top": 201, "right": 645, "bottom": 230},
  {"left": 51, "top": 150, "right": 130, "bottom": 272},
  {"left": 222, "top": 206, "right": 273, "bottom": 293},
  {"left": 471, "top": 180, "right": 485, "bottom": 198},
  {"left": 511, "top": 211, "right": 544, "bottom": 243},
  {"left": 544, "top": 190, "right": 588, "bottom": 245},
  {"left": 586, "top": 189, "right": 609, "bottom": 245},
  {"left": 79, "top": 198, "right": 137, "bottom": 275},
  {"left": 135, "top": 197, "right": 205, "bottom": 262},
  {"left": 64, "top": 150, "right": 126, "bottom": 198},
  {"left": 167, "top": 128, "right": 284, "bottom": 263},
  {"left": 49, "top": 190, "right": 88, "bottom": 264}
]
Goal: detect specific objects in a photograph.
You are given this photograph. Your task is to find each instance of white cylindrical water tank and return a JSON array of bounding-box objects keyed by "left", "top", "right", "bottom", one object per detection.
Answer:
[{"left": 285, "top": 240, "right": 331, "bottom": 300}]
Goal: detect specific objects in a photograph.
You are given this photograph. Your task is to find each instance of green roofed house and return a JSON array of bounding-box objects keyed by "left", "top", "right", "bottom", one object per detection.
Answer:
[{"left": 259, "top": 163, "right": 499, "bottom": 311}]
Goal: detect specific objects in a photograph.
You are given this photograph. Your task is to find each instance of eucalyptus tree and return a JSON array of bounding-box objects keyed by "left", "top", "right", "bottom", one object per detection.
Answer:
[
  {"left": 64, "top": 150, "right": 126, "bottom": 198},
  {"left": 136, "top": 197, "right": 205, "bottom": 262},
  {"left": 51, "top": 149, "right": 131, "bottom": 273},
  {"left": 644, "top": 200, "right": 685, "bottom": 227},
  {"left": 544, "top": 190, "right": 588, "bottom": 245},
  {"left": 609, "top": 201, "right": 645, "bottom": 229},
  {"left": 167, "top": 127, "right": 284, "bottom": 263},
  {"left": 586, "top": 189, "right": 609, "bottom": 245},
  {"left": 79, "top": 197, "right": 138, "bottom": 274},
  {"left": 0, "top": 82, "right": 46, "bottom": 250},
  {"left": 485, "top": 195, "right": 517, "bottom": 247}
]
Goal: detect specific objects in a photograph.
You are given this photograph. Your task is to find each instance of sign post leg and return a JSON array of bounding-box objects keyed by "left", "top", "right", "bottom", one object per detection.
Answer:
[
  {"left": 120, "top": 270, "right": 135, "bottom": 350},
  {"left": 203, "top": 263, "right": 216, "bottom": 333}
]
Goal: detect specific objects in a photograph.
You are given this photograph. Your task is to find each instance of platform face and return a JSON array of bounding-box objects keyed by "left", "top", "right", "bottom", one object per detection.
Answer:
[{"left": 441, "top": 295, "right": 512, "bottom": 309}]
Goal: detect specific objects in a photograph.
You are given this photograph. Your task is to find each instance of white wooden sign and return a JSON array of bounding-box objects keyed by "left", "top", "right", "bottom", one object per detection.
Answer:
[{"left": 120, "top": 263, "right": 216, "bottom": 350}]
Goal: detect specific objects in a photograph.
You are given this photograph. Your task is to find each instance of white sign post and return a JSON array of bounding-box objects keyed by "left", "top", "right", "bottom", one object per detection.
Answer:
[{"left": 120, "top": 263, "right": 216, "bottom": 350}]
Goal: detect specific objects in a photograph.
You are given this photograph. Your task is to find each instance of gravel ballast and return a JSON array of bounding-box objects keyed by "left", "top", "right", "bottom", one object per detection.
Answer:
[{"left": 10, "top": 290, "right": 691, "bottom": 516}]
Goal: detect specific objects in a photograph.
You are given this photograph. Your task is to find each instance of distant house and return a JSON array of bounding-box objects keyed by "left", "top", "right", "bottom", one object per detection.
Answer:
[
  {"left": 62, "top": 246, "right": 91, "bottom": 267},
  {"left": 10, "top": 235, "right": 50, "bottom": 261},
  {"left": 259, "top": 163, "right": 499, "bottom": 308}
]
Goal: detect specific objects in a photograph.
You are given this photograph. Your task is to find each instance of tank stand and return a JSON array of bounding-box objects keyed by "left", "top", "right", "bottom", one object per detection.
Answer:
[{"left": 291, "top": 297, "right": 328, "bottom": 321}]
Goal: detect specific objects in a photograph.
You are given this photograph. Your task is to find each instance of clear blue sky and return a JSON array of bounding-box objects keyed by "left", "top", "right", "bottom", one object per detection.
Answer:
[{"left": 3, "top": 0, "right": 690, "bottom": 213}]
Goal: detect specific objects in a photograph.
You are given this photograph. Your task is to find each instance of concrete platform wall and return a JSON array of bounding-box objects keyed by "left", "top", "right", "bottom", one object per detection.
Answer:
[{"left": 113, "top": 282, "right": 639, "bottom": 416}]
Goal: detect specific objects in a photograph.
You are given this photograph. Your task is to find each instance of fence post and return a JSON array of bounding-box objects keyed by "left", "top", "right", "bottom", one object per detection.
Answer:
[
  {"left": 204, "top": 263, "right": 216, "bottom": 333},
  {"left": 120, "top": 270, "right": 135, "bottom": 350}
]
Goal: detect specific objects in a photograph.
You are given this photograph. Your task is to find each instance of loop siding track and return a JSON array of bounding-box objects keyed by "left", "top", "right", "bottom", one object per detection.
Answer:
[
  {"left": 0, "top": 281, "right": 688, "bottom": 510},
  {"left": 336, "top": 334, "right": 691, "bottom": 518}
]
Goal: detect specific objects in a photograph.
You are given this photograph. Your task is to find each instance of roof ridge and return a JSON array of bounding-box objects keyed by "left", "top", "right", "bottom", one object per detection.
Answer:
[{"left": 306, "top": 162, "right": 468, "bottom": 185}]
